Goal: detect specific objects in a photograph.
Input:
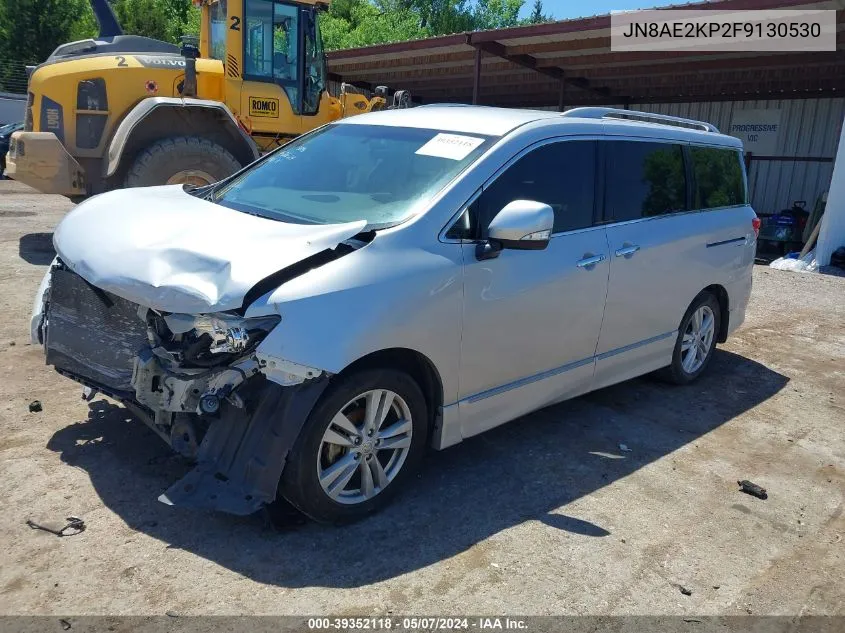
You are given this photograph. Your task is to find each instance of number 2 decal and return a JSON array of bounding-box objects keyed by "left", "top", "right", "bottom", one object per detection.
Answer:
[
  {"left": 115, "top": 55, "right": 127, "bottom": 67},
  {"left": 230, "top": 16, "right": 241, "bottom": 30}
]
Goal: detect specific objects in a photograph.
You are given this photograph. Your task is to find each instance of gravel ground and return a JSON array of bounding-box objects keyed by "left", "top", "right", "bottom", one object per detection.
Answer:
[{"left": 0, "top": 180, "right": 842, "bottom": 616}]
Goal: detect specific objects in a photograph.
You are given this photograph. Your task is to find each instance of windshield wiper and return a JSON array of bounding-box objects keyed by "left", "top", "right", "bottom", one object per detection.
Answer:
[{"left": 182, "top": 183, "right": 216, "bottom": 200}]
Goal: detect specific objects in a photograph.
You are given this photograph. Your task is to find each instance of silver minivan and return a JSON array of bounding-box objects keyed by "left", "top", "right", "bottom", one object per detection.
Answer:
[{"left": 34, "top": 106, "right": 757, "bottom": 523}]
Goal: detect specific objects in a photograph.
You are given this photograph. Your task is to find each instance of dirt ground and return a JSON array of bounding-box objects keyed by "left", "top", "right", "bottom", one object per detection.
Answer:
[{"left": 0, "top": 179, "right": 842, "bottom": 616}]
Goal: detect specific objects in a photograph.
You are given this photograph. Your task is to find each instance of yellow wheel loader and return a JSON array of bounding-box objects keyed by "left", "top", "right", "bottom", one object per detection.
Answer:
[{"left": 6, "top": 0, "right": 407, "bottom": 198}]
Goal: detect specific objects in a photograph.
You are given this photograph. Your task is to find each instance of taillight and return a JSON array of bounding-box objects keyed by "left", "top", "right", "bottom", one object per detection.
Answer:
[{"left": 752, "top": 216, "right": 761, "bottom": 237}]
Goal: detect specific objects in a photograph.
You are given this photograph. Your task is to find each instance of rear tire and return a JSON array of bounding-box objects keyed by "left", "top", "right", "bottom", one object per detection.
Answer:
[
  {"left": 659, "top": 291, "right": 721, "bottom": 385},
  {"left": 278, "top": 369, "right": 428, "bottom": 524},
  {"left": 125, "top": 136, "right": 241, "bottom": 188}
]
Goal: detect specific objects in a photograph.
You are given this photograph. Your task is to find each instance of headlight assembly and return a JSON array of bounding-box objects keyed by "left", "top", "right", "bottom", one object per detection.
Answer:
[{"left": 161, "top": 312, "right": 280, "bottom": 364}]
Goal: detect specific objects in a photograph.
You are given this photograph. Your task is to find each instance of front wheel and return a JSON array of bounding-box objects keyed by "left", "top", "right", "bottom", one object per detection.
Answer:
[
  {"left": 659, "top": 291, "right": 721, "bottom": 385},
  {"left": 278, "top": 369, "right": 428, "bottom": 524}
]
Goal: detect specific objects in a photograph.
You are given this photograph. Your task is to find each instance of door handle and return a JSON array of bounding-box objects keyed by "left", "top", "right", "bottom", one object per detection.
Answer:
[
  {"left": 576, "top": 254, "right": 606, "bottom": 269},
  {"left": 615, "top": 244, "right": 641, "bottom": 258}
]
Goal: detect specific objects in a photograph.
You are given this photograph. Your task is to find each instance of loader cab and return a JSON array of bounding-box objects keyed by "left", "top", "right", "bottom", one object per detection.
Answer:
[{"left": 206, "top": 0, "right": 328, "bottom": 125}]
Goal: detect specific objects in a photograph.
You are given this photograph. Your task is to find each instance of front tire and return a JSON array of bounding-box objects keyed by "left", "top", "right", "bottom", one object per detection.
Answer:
[
  {"left": 278, "top": 369, "right": 428, "bottom": 524},
  {"left": 125, "top": 136, "right": 241, "bottom": 188},
  {"left": 659, "top": 291, "right": 721, "bottom": 385}
]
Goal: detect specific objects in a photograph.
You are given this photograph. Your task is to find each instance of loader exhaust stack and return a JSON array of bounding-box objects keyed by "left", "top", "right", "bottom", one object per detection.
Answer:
[
  {"left": 90, "top": 0, "right": 123, "bottom": 37},
  {"left": 181, "top": 36, "right": 200, "bottom": 98}
]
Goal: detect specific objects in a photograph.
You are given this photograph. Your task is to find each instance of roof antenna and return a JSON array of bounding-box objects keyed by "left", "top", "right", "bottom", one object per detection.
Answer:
[{"left": 90, "top": 0, "right": 123, "bottom": 37}]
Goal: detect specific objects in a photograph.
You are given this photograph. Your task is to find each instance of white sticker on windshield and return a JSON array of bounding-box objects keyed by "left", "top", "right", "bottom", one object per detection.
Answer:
[{"left": 415, "top": 133, "right": 484, "bottom": 160}]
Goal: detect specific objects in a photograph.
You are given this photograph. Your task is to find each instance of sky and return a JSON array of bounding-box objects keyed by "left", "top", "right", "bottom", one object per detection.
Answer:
[{"left": 519, "top": 0, "right": 678, "bottom": 20}]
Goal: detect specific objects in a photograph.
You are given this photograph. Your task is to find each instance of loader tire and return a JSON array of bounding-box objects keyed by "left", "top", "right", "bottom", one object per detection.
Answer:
[{"left": 125, "top": 136, "right": 241, "bottom": 188}]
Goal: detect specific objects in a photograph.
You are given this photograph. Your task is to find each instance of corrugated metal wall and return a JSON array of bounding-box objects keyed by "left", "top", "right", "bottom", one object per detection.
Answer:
[{"left": 631, "top": 99, "right": 844, "bottom": 215}]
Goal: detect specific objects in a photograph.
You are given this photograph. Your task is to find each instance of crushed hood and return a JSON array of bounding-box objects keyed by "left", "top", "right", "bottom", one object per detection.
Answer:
[{"left": 53, "top": 185, "right": 366, "bottom": 313}]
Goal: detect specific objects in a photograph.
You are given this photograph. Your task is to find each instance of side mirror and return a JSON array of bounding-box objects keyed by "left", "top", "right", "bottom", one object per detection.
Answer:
[{"left": 477, "top": 200, "right": 554, "bottom": 260}]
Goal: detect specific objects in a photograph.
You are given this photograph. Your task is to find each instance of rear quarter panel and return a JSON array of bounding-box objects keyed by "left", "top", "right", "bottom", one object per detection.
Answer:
[
  {"left": 720, "top": 205, "right": 756, "bottom": 336},
  {"left": 660, "top": 204, "right": 756, "bottom": 337}
]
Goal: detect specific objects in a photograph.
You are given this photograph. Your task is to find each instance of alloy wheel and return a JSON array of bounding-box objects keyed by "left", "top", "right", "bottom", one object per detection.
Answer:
[
  {"left": 681, "top": 305, "right": 715, "bottom": 374},
  {"left": 316, "top": 389, "right": 413, "bottom": 505}
]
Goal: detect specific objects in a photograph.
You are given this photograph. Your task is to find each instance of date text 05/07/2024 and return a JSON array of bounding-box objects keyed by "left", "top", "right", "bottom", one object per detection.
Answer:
[{"left": 306, "top": 617, "right": 529, "bottom": 630}]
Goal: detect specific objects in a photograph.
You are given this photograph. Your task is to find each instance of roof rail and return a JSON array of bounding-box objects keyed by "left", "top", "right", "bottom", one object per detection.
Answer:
[{"left": 561, "top": 107, "right": 719, "bottom": 133}]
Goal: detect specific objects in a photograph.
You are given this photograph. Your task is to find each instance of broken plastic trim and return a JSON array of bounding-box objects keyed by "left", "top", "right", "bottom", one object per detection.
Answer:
[
  {"left": 257, "top": 353, "right": 324, "bottom": 386},
  {"left": 158, "top": 375, "right": 329, "bottom": 515}
]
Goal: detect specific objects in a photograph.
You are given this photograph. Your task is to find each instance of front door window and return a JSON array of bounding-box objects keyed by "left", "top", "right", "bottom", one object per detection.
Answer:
[
  {"left": 208, "top": 0, "right": 228, "bottom": 61},
  {"left": 302, "top": 11, "right": 327, "bottom": 115},
  {"left": 244, "top": 0, "right": 300, "bottom": 112}
]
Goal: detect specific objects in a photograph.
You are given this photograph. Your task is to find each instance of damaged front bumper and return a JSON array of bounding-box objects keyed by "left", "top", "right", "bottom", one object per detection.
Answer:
[{"left": 41, "top": 263, "right": 329, "bottom": 515}]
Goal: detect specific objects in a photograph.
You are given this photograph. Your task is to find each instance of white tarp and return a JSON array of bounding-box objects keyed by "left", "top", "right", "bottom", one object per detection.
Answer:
[{"left": 816, "top": 114, "right": 845, "bottom": 267}]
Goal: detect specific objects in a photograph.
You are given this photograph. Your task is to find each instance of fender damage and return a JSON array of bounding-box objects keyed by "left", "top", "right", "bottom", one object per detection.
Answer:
[{"left": 40, "top": 187, "right": 369, "bottom": 514}]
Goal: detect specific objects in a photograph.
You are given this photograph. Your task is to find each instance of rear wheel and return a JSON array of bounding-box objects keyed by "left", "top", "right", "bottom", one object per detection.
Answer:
[
  {"left": 278, "top": 369, "right": 428, "bottom": 524},
  {"left": 659, "top": 291, "right": 721, "bottom": 385},
  {"left": 125, "top": 136, "right": 241, "bottom": 188}
]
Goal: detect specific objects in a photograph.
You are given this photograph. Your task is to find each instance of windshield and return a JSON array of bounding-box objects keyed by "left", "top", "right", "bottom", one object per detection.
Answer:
[{"left": 213, "top": 124, "right": 496, "bottom": 228}]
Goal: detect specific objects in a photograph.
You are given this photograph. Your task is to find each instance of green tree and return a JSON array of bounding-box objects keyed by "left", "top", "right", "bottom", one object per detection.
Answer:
[
  {"left": 321, "top": 0, "right": 429, "bottom": 51},
  {"left": 321, "top": 0, "right": 526, "bottom": 51},
  {"left": 471, "top": 0, "right": 522, "bottom": 29},
  {"left": 113, "top": 0, "right": 170, "bottom": 41},
  {"left": 180, "top": 3, "right": 200, "bottom": 39},
  {"left": 70, "top": 1, "right": 99, "bottom": 41},
  {"left": 527, "top": 0, "right": 549, "bottom": 24},
  {"left": 0, "top": 0, "right": 95, "bottom": 91},
  {"left": 0, "top": 0, "right": 94, "bottom": 63},
  {"left": 404, "top": 0, "right": 474, "bottom": 34},
  {"left": 112, "top": 0, "right": 198, "bottom": 43},
  {"left": 161, "top": 0, "right": 201, "bottom": 41}
]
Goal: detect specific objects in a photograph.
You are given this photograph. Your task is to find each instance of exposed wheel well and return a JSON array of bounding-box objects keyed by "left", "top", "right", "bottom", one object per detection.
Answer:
[
  {"left": 703, "top": 284, "right": 730, "bottom": 343},
  {"left": 338, "top": 348, "right": 444, "bottom": 439},
  {"left": 107, "top": 106, "right": 256, "bottom": 186}
]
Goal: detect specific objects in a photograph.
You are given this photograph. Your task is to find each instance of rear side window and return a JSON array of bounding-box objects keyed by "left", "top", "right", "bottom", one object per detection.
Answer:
[
  {"left": 690, "top": 146, "right": 746, "bottom": 209},
  {"left": 604, "top": 141, "right": 686, "bottom": 221},
  {"left": 456, "top": 140, "right": 596, "bottom": 239}
]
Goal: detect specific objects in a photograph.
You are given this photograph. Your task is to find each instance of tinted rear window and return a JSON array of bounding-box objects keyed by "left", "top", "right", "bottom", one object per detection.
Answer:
[
  {"left": 605, "top": 141, "right": 686, "bottom": 222},
  {"left": 690, "top": 146, "right": 746, "bottom": 209}
]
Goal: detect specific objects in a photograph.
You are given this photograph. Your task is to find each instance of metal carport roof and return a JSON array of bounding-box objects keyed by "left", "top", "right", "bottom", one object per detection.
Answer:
[{"left": 326, "top": 0, "right": 845, "bottom": 108}]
